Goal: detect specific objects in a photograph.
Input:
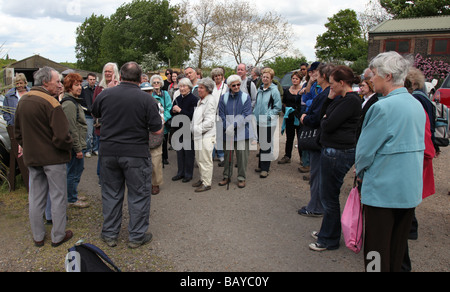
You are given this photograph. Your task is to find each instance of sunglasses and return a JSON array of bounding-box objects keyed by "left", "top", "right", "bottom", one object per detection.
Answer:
[{"left": 231, "top": 84, "right": 241, "bottom": 88}]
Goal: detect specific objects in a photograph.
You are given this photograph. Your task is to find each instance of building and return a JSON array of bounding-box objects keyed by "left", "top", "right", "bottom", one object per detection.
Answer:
[
  {"left": 2, "top": 55, "right": 100, "bottom": 89},
  {"left": 368, "top": 15, "right": 450, "bottom": 63}
]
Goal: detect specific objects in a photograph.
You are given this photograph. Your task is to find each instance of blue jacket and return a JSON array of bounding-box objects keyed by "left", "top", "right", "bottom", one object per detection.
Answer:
[
  {"left": 302, "top": 86, "right": 330, "bottom": 129},
  {"left": 3, "top": 87, "right": 30, "bottom": 125},
  {"left": 356, "top": 88, "right": 425, "bottom": 209},
  {"left": 253, "top": 83, "right": 282, "bottom": 127},
  {"left": 218, "top": 90, "right": 254, "bottom": 141},
  {"left": 152, "top": 90, "right": 172, "bottom": 134},
  {"left": 302, "top": 81, "right": 322, "bottom": 112}
]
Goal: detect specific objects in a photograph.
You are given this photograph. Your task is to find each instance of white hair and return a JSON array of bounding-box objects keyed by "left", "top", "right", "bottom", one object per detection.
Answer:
[
  {"left": 99, "top": 62, "right": 120, "bottom": 88},
  {"left": 369, "top": 51, "right": 412, "bottom": 86},
  {"left": 227, "top": 75, "right": 242, "bottom": 85},
  {"left": 178, "top": 77, "right": 193, "bottom": 89},
  {"left": 150, "top": 74, "right": 164, "bottom": 85},
  {"left": 197, "top": 77, "right": 215, "bottom": 93}
]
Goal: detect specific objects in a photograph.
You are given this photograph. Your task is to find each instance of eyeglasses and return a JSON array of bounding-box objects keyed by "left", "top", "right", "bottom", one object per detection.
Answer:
[
  {"left": 153, "top": 81, "right": 161, "bottom": 84},
  {"left": 231, "top": 84, "right": 241, "bottom": 88}
]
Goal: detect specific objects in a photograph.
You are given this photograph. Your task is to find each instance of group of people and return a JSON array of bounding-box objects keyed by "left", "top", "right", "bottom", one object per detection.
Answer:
[{"left": 5, "top": 49, "right": 440, "bottom": 271}]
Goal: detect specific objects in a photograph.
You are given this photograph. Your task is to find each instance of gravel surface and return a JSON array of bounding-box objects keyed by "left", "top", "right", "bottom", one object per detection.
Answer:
[{"left": 0, "top": 121, "right": 449, "bottom": 272}]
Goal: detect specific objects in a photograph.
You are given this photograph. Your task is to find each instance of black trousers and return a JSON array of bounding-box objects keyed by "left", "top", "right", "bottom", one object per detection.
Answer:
[{"left": 364, "top": 205, "right": 415, "bottom": 272}]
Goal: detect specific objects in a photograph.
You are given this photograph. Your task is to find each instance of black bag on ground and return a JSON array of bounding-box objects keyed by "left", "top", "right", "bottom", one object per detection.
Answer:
[{"left": 66, "top": 243, "right": 121, "bottom": 272}]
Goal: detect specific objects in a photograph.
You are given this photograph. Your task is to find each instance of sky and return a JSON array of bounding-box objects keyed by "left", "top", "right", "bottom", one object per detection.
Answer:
[{"left": 0, "top": 0, "right": 369, "bottom": 66}]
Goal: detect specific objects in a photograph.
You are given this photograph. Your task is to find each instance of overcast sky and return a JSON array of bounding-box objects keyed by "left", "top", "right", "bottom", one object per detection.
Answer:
[{"left": 0, "top": 0, "right": 369, "bottom": 66}]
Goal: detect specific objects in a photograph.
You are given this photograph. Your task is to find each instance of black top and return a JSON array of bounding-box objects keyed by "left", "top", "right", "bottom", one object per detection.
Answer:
[
  {"left": 91, "top": 82, "right": 162, "bottom": 158},
  {"left": 319, "top": 91, "right": 362, "bottom": 149}
]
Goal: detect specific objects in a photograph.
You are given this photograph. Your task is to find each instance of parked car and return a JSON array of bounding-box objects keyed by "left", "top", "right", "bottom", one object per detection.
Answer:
[
  {"left": 0, "top": 100, "right": 11, "bottom": 175},
  {"left": 434, "top": 74, "right": 450, "bottom": 107}
]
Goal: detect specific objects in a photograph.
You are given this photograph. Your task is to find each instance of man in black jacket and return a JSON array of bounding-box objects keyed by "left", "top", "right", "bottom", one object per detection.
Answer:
[{"left": 92, "top": 62, "right": 162, "bottom": 249}]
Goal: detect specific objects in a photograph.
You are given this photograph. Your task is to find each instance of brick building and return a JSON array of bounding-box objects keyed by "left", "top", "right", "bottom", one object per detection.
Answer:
[{"left": 368, "top": 15, "right": 450, "bottom": 64}]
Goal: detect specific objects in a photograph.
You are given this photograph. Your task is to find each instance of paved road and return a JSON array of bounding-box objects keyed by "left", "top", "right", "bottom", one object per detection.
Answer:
[{"left": 79, "top": 127, "right": 449, "bottom": 272}]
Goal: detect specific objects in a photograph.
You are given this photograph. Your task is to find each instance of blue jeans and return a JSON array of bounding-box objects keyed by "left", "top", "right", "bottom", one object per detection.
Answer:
[
  {"left": 85, "top": 115, "right": 94, "bottom": 153},
  {"left": 67, "top": 150, "right": 85, "bottom": 203},
  {"left": 317, "top": 147, "right": 355, "bottom": 249}
]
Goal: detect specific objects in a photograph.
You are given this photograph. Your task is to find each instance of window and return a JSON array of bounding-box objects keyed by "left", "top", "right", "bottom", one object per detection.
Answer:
[
  {"left": 432, "top": 38, "right": 450, "bottom": 55},
  {"left": 384, "top": 39, "right": 411, "bottom": 54}
]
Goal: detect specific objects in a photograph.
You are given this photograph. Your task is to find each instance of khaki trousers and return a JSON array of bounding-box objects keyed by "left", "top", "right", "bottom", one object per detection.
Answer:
[
  {"left": 194, "top": 136, "right": 215, "bottom": 186},
  {"left": 150, "top": 145, "right": 163, "bottom": 186}
]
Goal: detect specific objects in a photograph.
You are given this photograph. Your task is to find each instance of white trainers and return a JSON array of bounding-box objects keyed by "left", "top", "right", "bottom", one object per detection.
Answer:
[{"left": 85, "top": 152, "right": 92, "bottom": 158}]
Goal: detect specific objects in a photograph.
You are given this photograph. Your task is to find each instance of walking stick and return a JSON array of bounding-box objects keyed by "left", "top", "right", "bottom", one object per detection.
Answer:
[{"left": 227, "top": 134, "right": 233, "bottom": 191}]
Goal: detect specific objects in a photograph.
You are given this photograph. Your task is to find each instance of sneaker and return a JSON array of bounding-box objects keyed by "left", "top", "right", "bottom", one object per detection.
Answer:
[
  {"left": 260, "top": 171, "right": 269, "bottom": 178},
  {"left": 195, "top": 184, "right": 211, "bottom": 193},
  {"left": 298, "top": 166, "right": 310, "bottom": 173},
  {"left": 101, "top": 234, "right": 118, "bottom": 247},
  {"left": 128, "top": 233, "right": 153, "bottom": 249},
  {"left": 218, "top": 178, "right": 230, "bottom": 186},
  {"left": 85, "top": 152, "right": 92, "bottom": 158},
  {"left": 278, "top": 156, "right": 291, "bottom": 164},
  {"left": 68, "top": 200, "right": 90, "bottom": 208},
  {"left": 93, "top": 151, "right": 99, "bottom": 156},
  {"left": 298, "top": 206, "right": 323, "bottom": 217},
  {"left": 238, "top": 180, "right": 246, "bottom": 188},
  {"left": 309, "top": 242, "right": 327, "bottom": 252},
  {"left": 311, "top": 231, "right": 319, "bottom": 240}
]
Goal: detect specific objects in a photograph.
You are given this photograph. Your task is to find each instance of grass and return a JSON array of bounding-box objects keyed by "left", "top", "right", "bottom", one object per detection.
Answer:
[{"left": 0, "top": 177, "right": 175, "bottom": 272}]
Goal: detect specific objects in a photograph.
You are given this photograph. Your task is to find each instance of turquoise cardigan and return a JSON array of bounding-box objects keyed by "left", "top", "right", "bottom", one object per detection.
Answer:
[{"left": 356, "top": 88, "right": 425, "bottom": 209}]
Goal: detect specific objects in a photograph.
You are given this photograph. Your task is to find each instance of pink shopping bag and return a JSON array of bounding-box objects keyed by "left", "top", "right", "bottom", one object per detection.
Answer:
[{"left": 341, "top": 185, "right": 363, "bottom": 253}]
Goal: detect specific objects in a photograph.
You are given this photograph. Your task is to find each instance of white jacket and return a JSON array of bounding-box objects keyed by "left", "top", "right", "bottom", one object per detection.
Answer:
[{"left": 191, "top": 94, "right": 217, "bottom": 140}]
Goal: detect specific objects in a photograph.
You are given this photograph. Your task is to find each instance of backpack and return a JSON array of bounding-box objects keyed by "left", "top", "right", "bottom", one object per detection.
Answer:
[
  {"left": 65, "top": 243, "right": 121, "bottom": 272},
  {"left": 432, "top": 101, "right": 449, "bottom": 147},
  {"left": 222, "top": 92, "right": 249, "bottom": 107}
]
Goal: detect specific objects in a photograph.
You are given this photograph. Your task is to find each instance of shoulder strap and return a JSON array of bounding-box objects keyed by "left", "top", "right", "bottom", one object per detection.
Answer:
[{"left": 61, "top": 96, "right": 80, "bottom": 120}]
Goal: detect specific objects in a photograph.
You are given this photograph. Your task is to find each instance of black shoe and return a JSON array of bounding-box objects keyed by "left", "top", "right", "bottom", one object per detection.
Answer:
[
  {"left": 172, "top": 175, "right": 184, "bottom": 181},
  {"left": 182, "top": 177, "right": 192, "bottom": 183},
  {"left": 218, "top": 161, "right": 225, "bottom": 167},
  {"left": 163, "top": 159, "right": 169, "bottom": 165}
]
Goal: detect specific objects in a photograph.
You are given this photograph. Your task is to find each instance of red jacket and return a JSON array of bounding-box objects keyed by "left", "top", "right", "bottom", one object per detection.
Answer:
[{"left": 423, "top": 111, "right": 435, "bottom": 199}]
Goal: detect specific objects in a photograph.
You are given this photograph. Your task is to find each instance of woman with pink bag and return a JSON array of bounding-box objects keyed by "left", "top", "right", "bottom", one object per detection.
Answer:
[{"left": 356, "top": 52, "right": 426, "bottom": 272}]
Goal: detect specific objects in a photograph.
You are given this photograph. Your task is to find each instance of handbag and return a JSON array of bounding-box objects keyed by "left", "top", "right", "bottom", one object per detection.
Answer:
[
  {"left": 298, "top": 125, "right": 321, "bottom": 151},
  {"left": 149, "top": 128, "right": 164, "bottom": 149},
  {"left": 341, "top": 178, "right": 363, "bottom": 254}
]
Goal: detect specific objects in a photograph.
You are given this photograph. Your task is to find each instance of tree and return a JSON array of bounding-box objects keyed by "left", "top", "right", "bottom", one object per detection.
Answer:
[
  {"left": 380, "top": 0, "right": 450, "bottom": 18},
  {"left": 315, "top": 9, "right": 368, "bottom": 63},
  {"left": 97, "top": 0, "right": 191, "bottom": 67},
  {"left": 75, "top": 13, "right": 107, "bottom": 72},
  {"left": 184, "top": 0, "right": 221, "bottom": 69},
  {"left": 213, "top": 0, "right": 292, "bottom": 66},
  {"left": 263, "top": 55, "right": 307, "bottom": 78},
  {"left": 248, "top": 12, "right": 292, "bottom": 66},
  {"left": 358, "top": 0, "right": 393, "bottom": 40}
]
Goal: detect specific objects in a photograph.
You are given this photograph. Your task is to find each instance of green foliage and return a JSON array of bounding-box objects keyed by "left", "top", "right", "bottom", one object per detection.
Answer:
[
  {"left": 75, "top": 0, "right": 193, "bottom": 71},
  {"left": 263, "top": 56, "right": 308, "bottom": 78},
  {"left": 380, "top": 0, "right": 450, "bottom": 18},
  {"left": 75, "top": 13, "right": 108, "bottom": 73},
  {"left": 315, "top": 9, "right": 368, "bottom": 63}
]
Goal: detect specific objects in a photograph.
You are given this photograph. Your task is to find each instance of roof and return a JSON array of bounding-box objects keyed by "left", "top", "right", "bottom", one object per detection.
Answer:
[
  {"left": 370, "top": 15, "right": 450, "bottom": 34},
  {"left": 6, "top": 55, "right": 100, "bottom": 78}
]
